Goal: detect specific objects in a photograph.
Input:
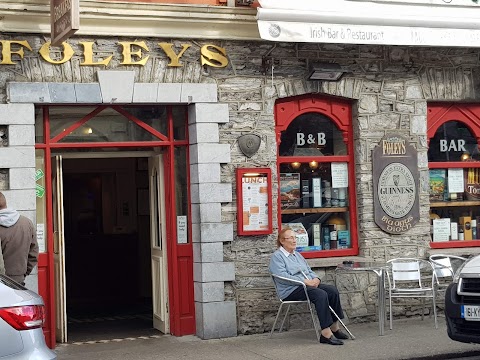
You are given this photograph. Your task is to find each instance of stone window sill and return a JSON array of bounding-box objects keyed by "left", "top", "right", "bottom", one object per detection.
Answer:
[
  {"left": 306, "top": 256, "right": 373, "bottom": 269},
  {"left": 427, "top": 247, "right": 480, "bottom": 258}
]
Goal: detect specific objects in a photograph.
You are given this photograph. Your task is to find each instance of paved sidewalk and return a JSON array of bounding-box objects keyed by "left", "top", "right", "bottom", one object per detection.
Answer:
[{"left": 56, "top": 317, "right": 480, "bottom": 360}]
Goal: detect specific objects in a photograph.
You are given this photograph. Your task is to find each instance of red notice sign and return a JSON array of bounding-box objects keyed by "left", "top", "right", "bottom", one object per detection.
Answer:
[{"left": 51, "top": 0, "right": 79, "bottom": 46}]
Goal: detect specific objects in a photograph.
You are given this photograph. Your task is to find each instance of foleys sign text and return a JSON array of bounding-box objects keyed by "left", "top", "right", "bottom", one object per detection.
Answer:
[{"left": 0, "top": 40, "right": 229, "bottom": 68}]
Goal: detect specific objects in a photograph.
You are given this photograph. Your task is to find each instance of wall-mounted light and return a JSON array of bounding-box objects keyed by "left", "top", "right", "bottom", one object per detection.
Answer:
[
  {"left": 309, "top": 160, "right": 319, "bottom": 170},
  {"left": 461, "top": 152, "right": 471, "bottom": 161},
  {"left": 291, "top": 161, "right": 301, "bottom": 170},
  {"left": 307, "top": 62, "right": 346, "bottom": 81}
]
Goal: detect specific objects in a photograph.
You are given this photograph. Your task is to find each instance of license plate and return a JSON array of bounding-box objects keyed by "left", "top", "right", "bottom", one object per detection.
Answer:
[{"left": 461, "top": 305, "right": 480, "bottom": 321}]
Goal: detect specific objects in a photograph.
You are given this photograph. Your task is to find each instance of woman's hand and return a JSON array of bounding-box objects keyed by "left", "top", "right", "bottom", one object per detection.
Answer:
[{"left": 304, "top": 278, "right": 321, "bottom": 287}]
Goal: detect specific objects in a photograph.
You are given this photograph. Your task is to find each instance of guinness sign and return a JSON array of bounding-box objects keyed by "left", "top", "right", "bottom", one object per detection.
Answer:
[{"left": 373, "top": 135, "right": 419, "bottom": 234}]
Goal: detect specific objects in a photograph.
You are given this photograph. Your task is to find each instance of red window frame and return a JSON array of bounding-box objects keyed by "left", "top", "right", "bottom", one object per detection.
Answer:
[
  {"left": 275, "top": 94, "right": 358, "bottom": 259},
  {"left": 428, "top": 103, "right": 480, "bottom": 249}
]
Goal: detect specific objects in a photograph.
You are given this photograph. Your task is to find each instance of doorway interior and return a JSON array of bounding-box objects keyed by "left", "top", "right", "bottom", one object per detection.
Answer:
[
  {"left": 60, "top": 156, "right": 156, "bottom": 342},
  {"left": 36, "top": 104, "right": 194, "bottom": 346}
]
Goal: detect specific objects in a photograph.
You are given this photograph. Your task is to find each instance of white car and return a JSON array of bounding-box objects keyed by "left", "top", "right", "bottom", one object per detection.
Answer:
[
  {"left": 445, "top": 255, "right": 480, "bottom": 344},
  {"left": 0, "top": 274, "right": 57, "bottom": 359}
]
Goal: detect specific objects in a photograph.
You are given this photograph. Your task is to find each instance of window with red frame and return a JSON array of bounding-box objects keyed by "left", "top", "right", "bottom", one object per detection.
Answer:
[
  {"left": 428, "top": 103, "right": 480, "bottom": 249},
  {"left": 275, "top": 95, "right": 358, "bottom": 259}
]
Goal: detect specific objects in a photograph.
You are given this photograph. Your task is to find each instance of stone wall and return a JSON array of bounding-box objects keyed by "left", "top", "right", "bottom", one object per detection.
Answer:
[
  {"left": 218, "top": 43, "right": 480, "bottom": 333},
  {"left": 2, "top": 34, "right": 479, "bottom": 334}
]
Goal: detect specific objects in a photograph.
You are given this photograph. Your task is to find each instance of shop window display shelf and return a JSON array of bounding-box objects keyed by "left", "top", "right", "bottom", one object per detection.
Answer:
[{"left": 281, "top": 207, "right": 349, "bottom": 215}]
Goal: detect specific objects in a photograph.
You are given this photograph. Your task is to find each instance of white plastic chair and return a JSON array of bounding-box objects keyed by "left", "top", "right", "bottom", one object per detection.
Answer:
[
  {"left": 428, "top": 254, "right": 467, "bottom": 290},
  {"left": 386, "top": 258, "right": 438, "bottom": 330},
  {"left": 270, "top": 274, "right": 355, "bottom": 341}
]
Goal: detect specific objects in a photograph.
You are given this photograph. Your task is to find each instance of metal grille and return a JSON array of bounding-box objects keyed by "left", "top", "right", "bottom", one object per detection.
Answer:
[
  {"left": 451, "top": 318, "right": 480, "bottom": 335},
  {"left": 236, "top": 0, "right": 254, "bottom": 5},
  {"left": 461, "top": 278, "right": 480, "bottom": 293}
]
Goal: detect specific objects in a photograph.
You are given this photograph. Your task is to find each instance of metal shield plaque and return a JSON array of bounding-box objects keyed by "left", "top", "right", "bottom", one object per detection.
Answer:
[
  {"left": 373, "top": 135, "right": 420, "bottom": 234},
  {"left": 238, "top": 134, "right": 261, "bottom": 158}
]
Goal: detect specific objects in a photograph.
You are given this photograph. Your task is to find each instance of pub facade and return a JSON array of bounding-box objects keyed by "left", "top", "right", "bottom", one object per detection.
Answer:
[{"left": 1, "top": 0, "right": 480, "bottom": 347}]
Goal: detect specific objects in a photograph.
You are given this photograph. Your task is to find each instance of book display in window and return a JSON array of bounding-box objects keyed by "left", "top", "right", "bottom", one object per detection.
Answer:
[
  {"left": 282, "top": 222, "right": 309, "bottom": 248},
  {"left": 338, "top": 230, "right": 350, "bottom": 249},
  {"left": 280, "top": 173, "right": 301, "bottom": 209},
  {"left": 466, "top": 168, "right": 480, "bottom": 200},
  {"left": 429, "top": 169, "right": 446, "bottom": 201}
]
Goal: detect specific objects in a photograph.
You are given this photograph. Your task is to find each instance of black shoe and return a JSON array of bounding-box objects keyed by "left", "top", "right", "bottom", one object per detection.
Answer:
[
  {"left": 333, "top": 330, "right": 349, "bottom": 340},
  {"left": 320, "top": 335, "right": 344, "bottom": 345}
]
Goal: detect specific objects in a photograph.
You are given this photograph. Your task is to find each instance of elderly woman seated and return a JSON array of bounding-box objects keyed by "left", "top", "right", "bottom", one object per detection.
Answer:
[{"left": 269, "top": 227, "right": 348, "bottom": 345}]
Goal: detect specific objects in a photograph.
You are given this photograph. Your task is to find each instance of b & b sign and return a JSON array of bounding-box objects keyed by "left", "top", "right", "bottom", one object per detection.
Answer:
[{"left": 296, "top": 132, "right": 326, "bottom": 146}]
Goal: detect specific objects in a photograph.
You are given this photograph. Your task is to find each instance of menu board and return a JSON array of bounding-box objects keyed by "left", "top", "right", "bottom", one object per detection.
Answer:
[
  {"left": 240, "top": 173, "right": 270, "bottom": 233},
  {"left": 448, "top": 168, "right": 464, "bottom": 193},
  {"left": 331, "top": 162, "right": 349, "bottom": 188},
  {"left": 237, "top": 168, "right": 272, "bottom": 235},
  {"left": 433, "top": 218, "right": 451, "bottom": 242}
]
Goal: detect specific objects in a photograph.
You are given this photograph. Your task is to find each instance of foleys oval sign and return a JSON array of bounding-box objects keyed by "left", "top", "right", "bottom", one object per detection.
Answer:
[{"left": 373, "top": 135, "right": 419, "bottom": 234}]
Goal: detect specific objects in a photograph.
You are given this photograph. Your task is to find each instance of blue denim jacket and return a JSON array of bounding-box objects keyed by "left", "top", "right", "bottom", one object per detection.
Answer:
[{"left": 269, "top": 247, "right": 318, "bottom": 299}]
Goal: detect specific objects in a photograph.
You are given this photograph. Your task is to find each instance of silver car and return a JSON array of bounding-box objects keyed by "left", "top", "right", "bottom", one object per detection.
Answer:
[
  {"left": 445, "top": 255, "right": 480, "bottom": 344},
  {"left": 0, "top": 275, "right": 57, "bottom": 359}
]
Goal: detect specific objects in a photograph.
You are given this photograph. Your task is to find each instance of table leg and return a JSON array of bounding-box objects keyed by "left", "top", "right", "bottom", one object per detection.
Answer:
[{"left": 377, "top": 269, "right": 385, "bottom": 336}]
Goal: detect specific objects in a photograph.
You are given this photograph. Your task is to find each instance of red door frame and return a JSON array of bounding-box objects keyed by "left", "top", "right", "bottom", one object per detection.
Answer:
[
  {"left": 274, "top": 94, "right": 359, "bottom": 258},
  {"left": 35, "top": 105, "right": 195, "bottom": 347},
  {"left": 428, "top": 102, "right": 480, "bottom": 249}
]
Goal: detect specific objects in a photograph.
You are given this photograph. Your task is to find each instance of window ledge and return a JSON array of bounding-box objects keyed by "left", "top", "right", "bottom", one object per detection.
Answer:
[
  {"left": 427, "top": 247, "right": 480, "bottom": 257},
  {"left": 306, "top": 255, "right": 373, "bottom": 269}
]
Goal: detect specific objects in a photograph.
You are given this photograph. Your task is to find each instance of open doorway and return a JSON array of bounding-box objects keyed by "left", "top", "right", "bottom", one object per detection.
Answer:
[{"left": 60, "top": 157, "right": 159, "bottom": 342}]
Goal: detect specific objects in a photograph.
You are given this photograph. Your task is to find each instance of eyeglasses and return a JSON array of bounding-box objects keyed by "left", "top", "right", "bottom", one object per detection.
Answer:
[{"left": 283, "top": 236, "right": 296, "bottom": 241}]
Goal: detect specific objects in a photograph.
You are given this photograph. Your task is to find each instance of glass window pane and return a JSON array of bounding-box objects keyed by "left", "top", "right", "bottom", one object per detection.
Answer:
[
  {"left": 49, "top": 106, "right": 167, "bottom": 143},
  {"left": 428, "top": 121, "right": 479, "bottom": 162},
  {"left": 49, "top": 106, "right": 98, "bottom": 139},
  {"left": 279, "top": 162, "right": 351, "bottom": 253},
  {"left": 35, "top": 107, "right": 44, "bottom": 143},
  {"left": 279, "top": 112, "right": 347, "bottom": 157},
  {"left": 122, "top": 106, "right": 168, "bottom": 139},
  {"left": 172, "top": 106, "right": 187, "bottom": 140},
  {"left": 429, "top": 167, "right": 480, "bottom": 241}
]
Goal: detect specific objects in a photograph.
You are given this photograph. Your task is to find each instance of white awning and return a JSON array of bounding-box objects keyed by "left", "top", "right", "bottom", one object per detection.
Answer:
[{"left": 257, "top": 0, "right": 480, "bottom": 47}]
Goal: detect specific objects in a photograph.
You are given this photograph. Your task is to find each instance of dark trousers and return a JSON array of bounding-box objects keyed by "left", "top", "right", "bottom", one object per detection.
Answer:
[{"left": 283, "top": 283, "right": 344, "bottom": 329}]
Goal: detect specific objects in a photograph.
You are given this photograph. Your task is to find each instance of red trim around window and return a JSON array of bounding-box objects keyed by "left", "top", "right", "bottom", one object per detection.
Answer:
[
  {"left": 275, "top": 94, "right": 358, "bottom": 259},
  {"left": 428, "top": 102, "right": 480, "bottom": 249}
]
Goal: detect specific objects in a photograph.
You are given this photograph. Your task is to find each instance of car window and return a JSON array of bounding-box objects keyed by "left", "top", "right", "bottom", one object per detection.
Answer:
[{"left": 0, "top": 275, "right": 27, "bottom": 290}]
